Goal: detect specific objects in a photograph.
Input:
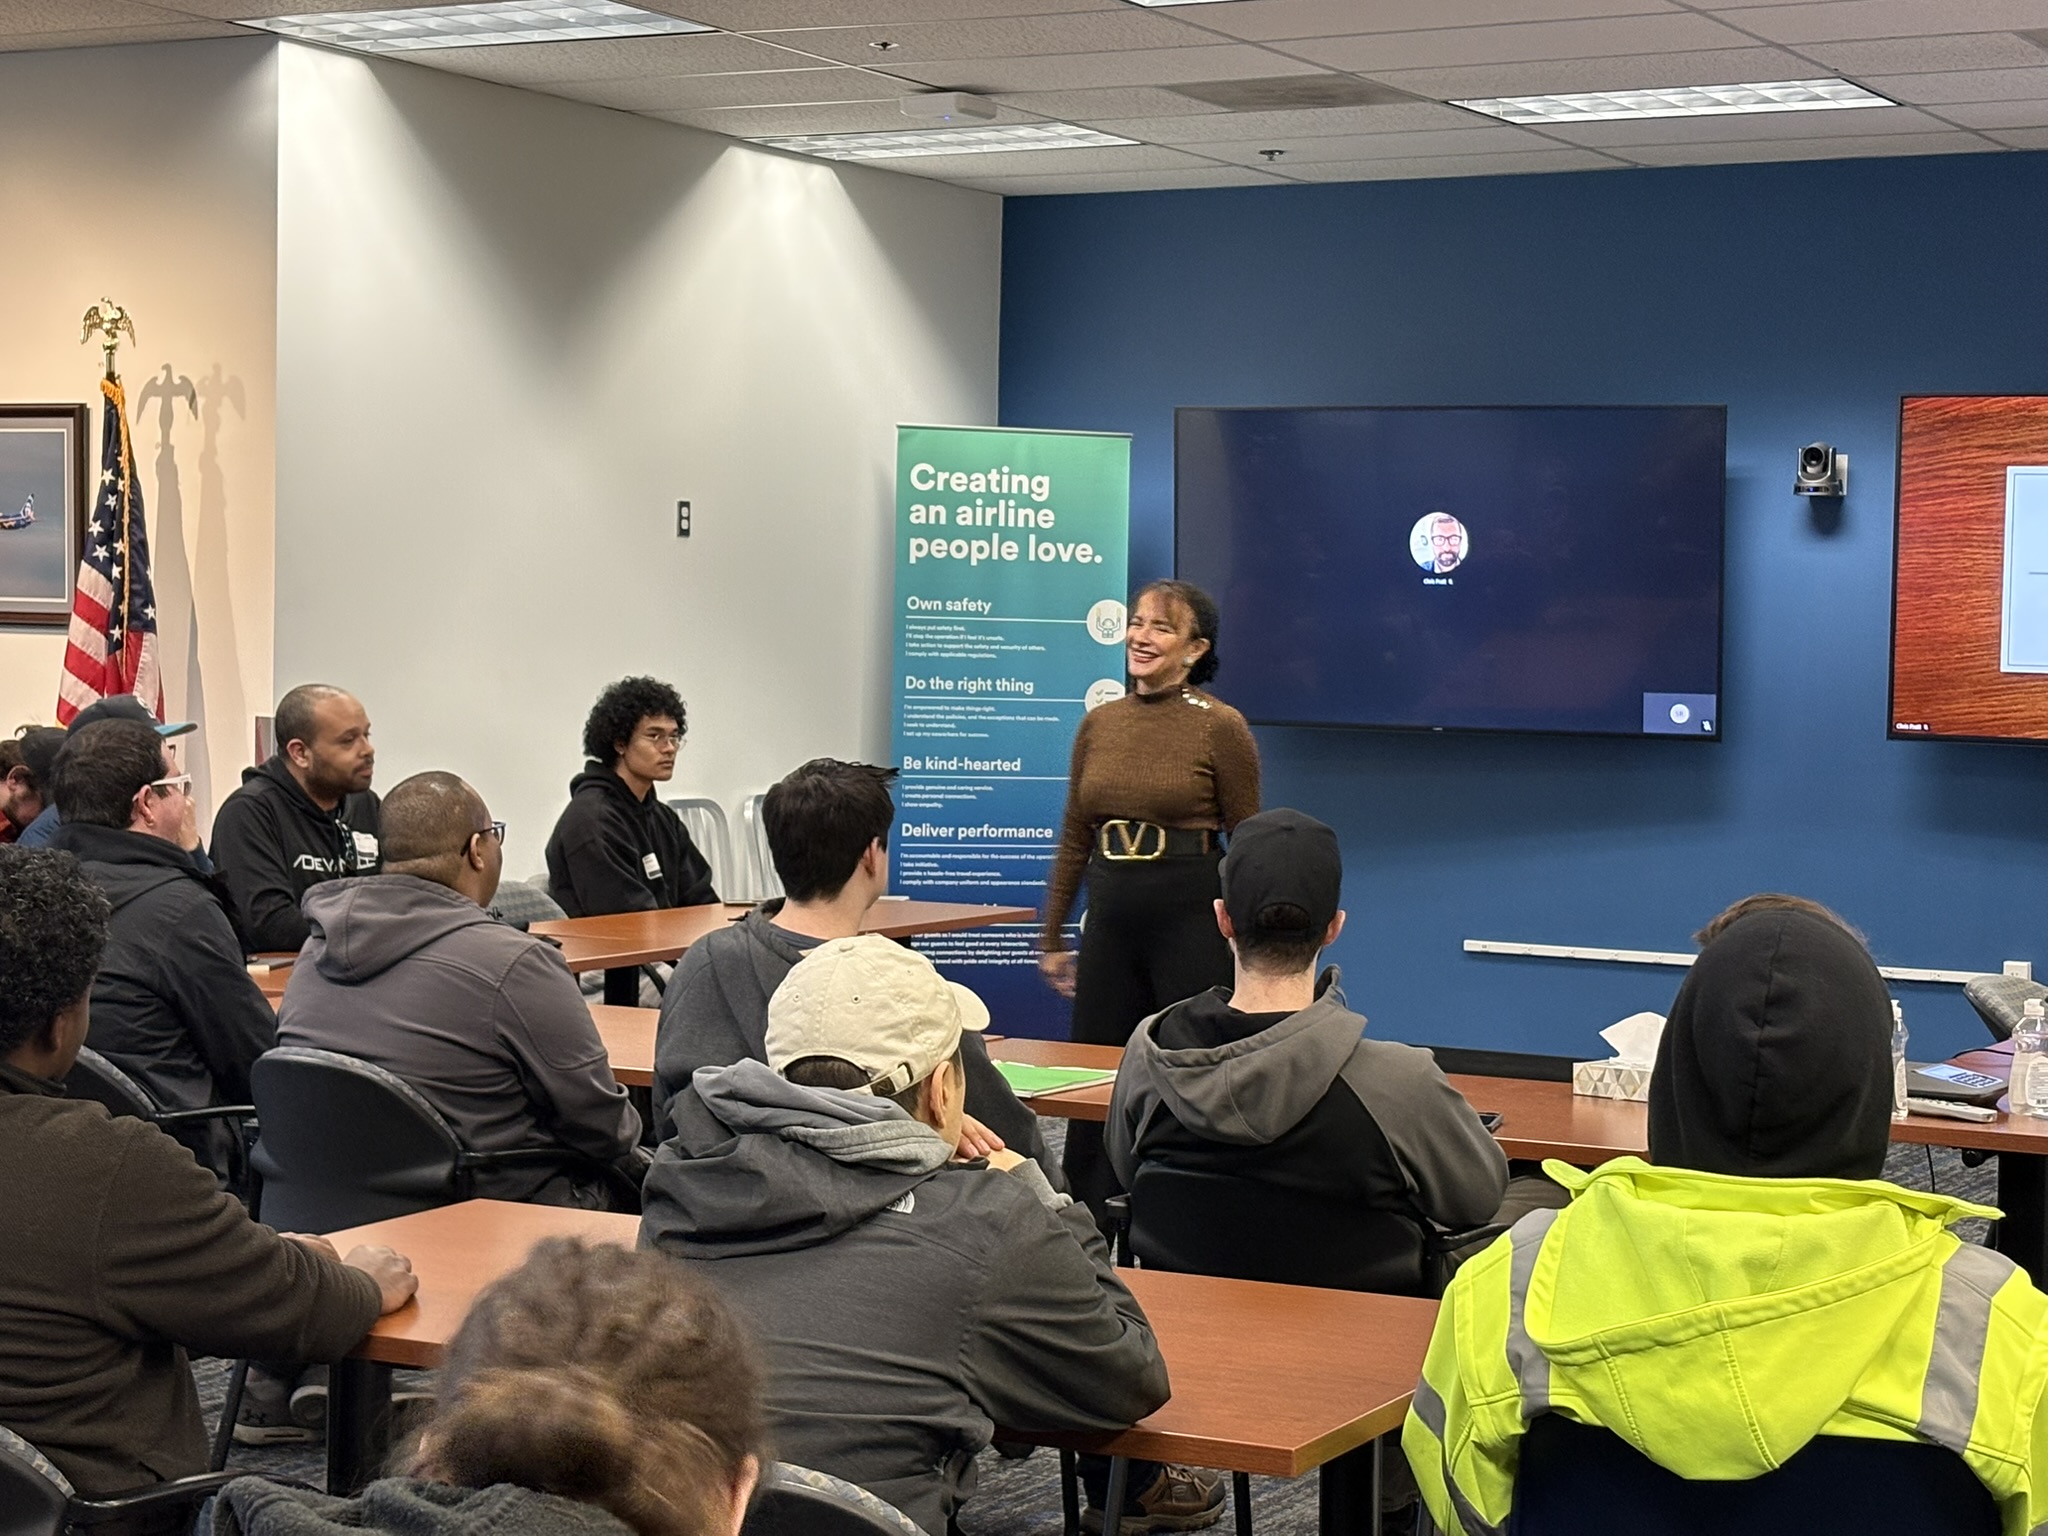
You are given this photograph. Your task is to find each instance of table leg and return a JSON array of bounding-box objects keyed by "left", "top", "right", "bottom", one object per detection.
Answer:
[
  {"left": 1318, "top": 1439, "right": 1380, "bottom": 1535},
  {"left": 1103, "top": 1459, "right": 1131, "bottom": 1531},
  {"left": 326, "top": 1357, "right": 394, "bottom": 1495},
  {"left": 1997, "top": 1151, "right": 2048, "bottom": 1288},
  {"left": 603, "top": 967, "right": 638, "bottom": 1007}
]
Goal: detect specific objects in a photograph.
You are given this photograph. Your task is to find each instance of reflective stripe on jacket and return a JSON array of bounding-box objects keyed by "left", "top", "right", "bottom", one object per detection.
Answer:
[{"left": 1402, "top": 1157, "right": 2048, "bottom": 1536}]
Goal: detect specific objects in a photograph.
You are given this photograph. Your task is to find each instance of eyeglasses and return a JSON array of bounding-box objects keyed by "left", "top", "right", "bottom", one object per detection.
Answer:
[
  {"left": 469, "top": 821, "right": 506, "bottom": 845},
  {"left": 1429, "top": 533, "right": 1463, "bottom": 547},
  {"left": 147, "top": 773, "right": 192, "bottom": 797},
  {"left": 636, "top": 730, "right": 684, "bottom": 748}
]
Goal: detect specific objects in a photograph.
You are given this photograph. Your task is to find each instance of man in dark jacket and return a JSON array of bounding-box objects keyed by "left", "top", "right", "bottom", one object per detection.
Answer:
[
  {"left": 652, "top": 757, "right": 1050, "bottom": 1171},
  {"left": 210, "top": 683, "right": 381, "bottom": 953},
  {"left": 544, "top": 675, "right": 715, "bottom": 917},
  {"left": 1108, "top": 809, "right": 1510, "bottom": 1249},
  {"left": 641, "top": 936, "right": 1173, "bottom": 1536},
  {"left": 19, "top": 698, "right": 194, "bottom": 851},
  {"left": 278, "top": 771, "right": 643, "bottom": 1203},
  {"left": 48, "top": 719, "right": 276, "bottom": 1176},
  {"left": 0, "top": 846, "right": 416, "bottom": 1497}
]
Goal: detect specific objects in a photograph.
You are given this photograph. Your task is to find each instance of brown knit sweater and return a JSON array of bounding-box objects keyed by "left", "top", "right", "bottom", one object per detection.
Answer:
[{"left": 1042, "top": 685, "right": 1261, "bottom": 948}]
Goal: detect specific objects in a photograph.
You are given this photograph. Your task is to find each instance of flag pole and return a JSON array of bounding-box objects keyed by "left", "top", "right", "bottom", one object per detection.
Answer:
[{"left": 79, "top": 298, "right": 134, "bottom": 382}]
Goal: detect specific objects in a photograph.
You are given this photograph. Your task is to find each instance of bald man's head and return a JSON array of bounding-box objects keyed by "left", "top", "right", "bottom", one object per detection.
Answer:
[{"left": 381, "top": 772, "right": 502, "bottom": 906}]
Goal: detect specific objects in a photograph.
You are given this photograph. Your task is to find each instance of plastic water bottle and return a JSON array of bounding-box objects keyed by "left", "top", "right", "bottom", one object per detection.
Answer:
[
  {"left": 1891, "top": 1001, "right": 1909, "bottom": 1122},
  {"left": 2014, "top": 999, "right": 2048, "bottom": 1119}
]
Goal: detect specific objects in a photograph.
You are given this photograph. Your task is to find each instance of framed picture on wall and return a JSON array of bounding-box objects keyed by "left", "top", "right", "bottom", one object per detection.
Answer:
[{"left": 0, "top": 404, "right": 88, "bottom": 626}]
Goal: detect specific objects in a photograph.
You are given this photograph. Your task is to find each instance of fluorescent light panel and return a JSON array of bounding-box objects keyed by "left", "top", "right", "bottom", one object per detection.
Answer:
[
  {"left": 756, "top": 122, "right": 1138, "bottom": 161},
  {"left": 1120, "top": 1, "right": 1243, "bottom": 6},
  {"left": 1456, "top": 78, "right": 1894, "bottom": 124},
  {"left": 243, "top": 2, "right": 710, "bottom": 52}
]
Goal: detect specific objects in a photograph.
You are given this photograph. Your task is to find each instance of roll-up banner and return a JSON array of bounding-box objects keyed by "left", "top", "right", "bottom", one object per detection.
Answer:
[{"left": 891, "top": 424, "right": 1131, "bottom": 1038}]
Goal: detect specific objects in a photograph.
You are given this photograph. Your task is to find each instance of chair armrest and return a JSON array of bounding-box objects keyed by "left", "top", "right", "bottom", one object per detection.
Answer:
[
  {"left": 66, "top": 1471, "right": 240, "bottom": 1525},
  {"left": 460, "top": 1148, "right": 643, "bottom": 1212},
  {"left": 1103, "top": 1193, "right": 1132, "bottom": 1266},
  {"left": 1427, "top": 1221, "right": 1506, "bottom": 1255},
  {"left": 151, "top": 1104, "right": 257, "bottom": 1130}
]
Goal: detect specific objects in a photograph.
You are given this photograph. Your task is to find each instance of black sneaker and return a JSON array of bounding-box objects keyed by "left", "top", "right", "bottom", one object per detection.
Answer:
[{"left": 233, "top": 1369, "right": 314, "bottom": 1446}]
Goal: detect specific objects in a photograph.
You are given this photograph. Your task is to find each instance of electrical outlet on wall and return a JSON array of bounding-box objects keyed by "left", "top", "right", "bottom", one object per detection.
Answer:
[
  {"left": 676, "top": 499, "right": 691, "bottom": 537},
  {"left": 2005, "top": 960, "right": 2034, "bottom": 981}
]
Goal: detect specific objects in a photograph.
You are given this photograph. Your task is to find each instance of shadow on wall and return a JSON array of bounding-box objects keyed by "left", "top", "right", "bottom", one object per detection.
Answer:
[{"left": 194, "top": 364, "right": 247, "bottom": 788}]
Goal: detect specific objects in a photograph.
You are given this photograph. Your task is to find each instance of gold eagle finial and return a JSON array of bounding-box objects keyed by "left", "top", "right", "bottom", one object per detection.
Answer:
[{"left": 80, "top": 300, "right": 136, "bottom": 380}]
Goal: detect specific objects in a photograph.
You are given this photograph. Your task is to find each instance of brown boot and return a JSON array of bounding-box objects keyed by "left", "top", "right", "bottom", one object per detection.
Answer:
[{"left": 1083, "top": 1465, "right": 1225, "bottom": 1534}]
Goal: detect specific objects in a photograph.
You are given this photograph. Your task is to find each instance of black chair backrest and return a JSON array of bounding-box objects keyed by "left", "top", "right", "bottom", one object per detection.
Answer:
[
  {"left": 249, "top": 1047, "right": 466, "bottom": 1232},
  {"left": 1510, "top": 1413, "right": 2000, "bottom": 1536},
  {"left": 0, "top": 1427, "right": 70, "bottom": 1536},
  {"left": 741, "top": 1469, "right": 921, "bottom": 1536},
  {"left": 61, "top": 1047, "right": 158, "bottom": 1121},
  {"left": 1129, "top": 1163, "right": 1430, "bottom": 1296}
]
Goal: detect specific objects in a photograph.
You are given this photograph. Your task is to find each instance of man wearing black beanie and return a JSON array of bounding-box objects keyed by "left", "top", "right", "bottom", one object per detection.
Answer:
[{"left": 1407, "top": 895, "right": 2048, "bottom": 1536}]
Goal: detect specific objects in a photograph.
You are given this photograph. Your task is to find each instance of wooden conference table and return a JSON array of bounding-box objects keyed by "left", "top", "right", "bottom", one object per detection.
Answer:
[
  {"left": 322, "top": 1200, "right": 1434, "bottom": 1535},
  {"left": 987, "top": 1037, "right": 2048, "bottom": 1286},
  {"left": 531, "top": 899, "right": 1036, "bottom": 1005}
]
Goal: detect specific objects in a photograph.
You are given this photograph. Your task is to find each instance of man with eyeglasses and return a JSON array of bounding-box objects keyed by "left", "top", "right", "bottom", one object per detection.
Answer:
[
  {"left": 279, "top": 771, "right": 645, "bottom": 1207},
  {"left": 48, "top": 718, "right": 276, "bottom": 1180},
  {"left": 545, "top": 675, "right": 718, "bottom": 920}
]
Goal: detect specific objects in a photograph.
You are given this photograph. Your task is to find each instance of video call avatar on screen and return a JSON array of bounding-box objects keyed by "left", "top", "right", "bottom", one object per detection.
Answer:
[{"left": 1410, "top": 512, "right": 1469, "bottom": 574}]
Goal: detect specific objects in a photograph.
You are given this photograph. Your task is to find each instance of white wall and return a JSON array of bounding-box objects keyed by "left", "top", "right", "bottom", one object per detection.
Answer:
[
  {"left": 274, "top": 44, "right": 1001, "bottom": 878},
  {"left": 0, "top": 39, "right": 278, "bottom": 818}
]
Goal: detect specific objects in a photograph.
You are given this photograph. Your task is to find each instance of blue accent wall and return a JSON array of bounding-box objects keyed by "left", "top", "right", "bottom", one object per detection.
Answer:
[{"left": 999, "top": 152, "right": 2048, "bottom": 1063}]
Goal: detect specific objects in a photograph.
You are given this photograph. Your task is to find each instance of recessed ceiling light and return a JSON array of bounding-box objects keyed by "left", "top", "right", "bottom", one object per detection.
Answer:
[
  {"left": 1454, "top": 78, "right": 1894, "bottom": 125},
  {"left": 755, "top": 122, "right": 1138, "bottom": 161},
  {"left": 240, "top": 1, "right": 710, "bottom": 53}
]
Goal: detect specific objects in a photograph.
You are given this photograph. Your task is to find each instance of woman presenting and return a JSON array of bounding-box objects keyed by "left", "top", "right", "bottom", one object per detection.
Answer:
[{"left": 1040, "top": 578, "right": 1261, "bottom": 1215}]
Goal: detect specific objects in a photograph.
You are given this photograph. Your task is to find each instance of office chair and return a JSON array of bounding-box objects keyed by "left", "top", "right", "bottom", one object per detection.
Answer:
[
  {"left": 0, "top": 1423, "right": 237, "bottom": 1536},
  {"left": 741, "top": 1464, "right": 924, "bottom": 1536},
  {"left": 485, "top": 874, "right": 565, "bottom": 931},
  {"left": 1963, "top": 973, "right": 2047, "bottom": 1043},
  {"left": 739, "top": 793, "right": 784, "bottom": 902},
  {"left": 666, "top": 796, "right": 735, "bottom": 896},
  {"left": 61, "top": 1046, "right": 255, "bottom": 1199},
  {"left": 249, "top": 1047, "right": 641, "bottom": 1232},
  {"left": 1509, "top": 1413, "right": 1999, "bottom": 1535}
]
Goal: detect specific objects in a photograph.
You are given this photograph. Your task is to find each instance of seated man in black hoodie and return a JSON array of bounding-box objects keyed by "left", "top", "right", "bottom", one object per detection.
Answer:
[
  {"left": 1107, "top": 808, "right": 1510, "bottom": 1262},
  {"left": 641, "top": 935, "right": 1178, "bottom": 1536},
  {"left": 277, "top": 771, "right": 644, "bottom": 1205},
  {"left": 210, "top": 682, "right": 381, "bottom": 953},
  {"left": 653, "top": 756, "right": 1050, "bottom": 1170},
  {"left": 49, "top": 717, "right": 276, "bottom": 1177},
  {"left": 544, "top": 675, "right": 716, "bottom": 918}
]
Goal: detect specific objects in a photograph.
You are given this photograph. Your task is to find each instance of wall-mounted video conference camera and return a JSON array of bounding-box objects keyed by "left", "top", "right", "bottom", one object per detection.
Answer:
[{"left": 1795, "top": 442, "right": 1848, "bottom": 498}]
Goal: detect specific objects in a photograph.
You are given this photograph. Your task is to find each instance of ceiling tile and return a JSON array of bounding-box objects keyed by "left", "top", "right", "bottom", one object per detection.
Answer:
[
  {"left": 1987, "top": 124, "right": 2048, "bottom": 146},
  {"left": 988, "top": 84, "right": 1228, "bottom": 118},
  {"left": 865, "top": 140, "right": 1230, "bottom": 179},
  {"left": 556, "top": 65, "right": 903, "bottom": 112},
  {"left": 145, "top": 0, "right": 451, "bottom": 14},
  {"left": 0, "top": 0, "right": 193, "bottom": 28},
  {"left": 749, "top": 11, "right": 1217, "bottom": 68},
  {"left": 1271, "top": 146, "right": 1627, "bottom": 179},
  {"left": 1194, "top": 124, "right": 1545, "bottom": 165},
  {"left": 1279, "top": 13, "right": 1756, "bottom": 73},
  {"left": 953, "top": 165, "right": 1287, "bottom": 195},
  {"left": 1533, "top": 103, "right": 1965, "bottom": 146},
  {"left": 1369, "top": 46, "right": 1823, "bottom": 99},
  {"left": 1935, "top": 98, "right": 2048, "bottom": 127},
  {"left": 675, "top": 0, "right": 1125, "bottom": 27},
  {"left": 1619, "top": 130, "right": 1990, "bottom": 164},
  {"left": 659, "top": 97, "right": 1048, "bottom": 137},
  {"left": 881, "top": 42, "right": 1324, "bottom": 94},
  {"left": 1798, "top": 33, "right": 2048, "bottom": 76},
  {"left": 1174, "top": 0, "right": 1683, "bottom": 44},
  {"left": 1713, "top": 1, "right": 2048, "bottom": 46},
  {"left": 1076, "top": 100, "right": 1482, "bottom": 139},
  {"left": 0, "top": 16, "right": 237, "bottom": 47},
  {"left": 1859, "top": 65, "right": 2048, "bottom": 103},
  {"left": 410, "top": 32, "right": 818, "bottom": 86}
]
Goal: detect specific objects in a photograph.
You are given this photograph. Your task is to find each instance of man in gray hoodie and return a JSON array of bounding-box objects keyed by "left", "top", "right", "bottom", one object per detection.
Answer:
[
  {"left": 277, "top": 771, "right": 643, "bottom": 1203},
  {"left": 1107, "top": 809, "right": 1509, "bottom": 1260},
  {"left": 640, "top": 935, "right": 1176, "bottom": 1536}
]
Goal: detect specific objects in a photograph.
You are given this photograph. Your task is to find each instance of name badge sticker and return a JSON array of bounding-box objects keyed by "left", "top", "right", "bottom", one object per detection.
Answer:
[
  {"left": 642, "top": 852, "right": 663, "bottom": 881},
  {"left": 352, "top": 831, "right": 379, "bottom": 865}
]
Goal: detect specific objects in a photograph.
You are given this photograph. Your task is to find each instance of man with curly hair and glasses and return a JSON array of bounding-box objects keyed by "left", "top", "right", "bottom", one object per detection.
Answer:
[{"left": 545, "top": 675, "right": 718, "bottom": 920}]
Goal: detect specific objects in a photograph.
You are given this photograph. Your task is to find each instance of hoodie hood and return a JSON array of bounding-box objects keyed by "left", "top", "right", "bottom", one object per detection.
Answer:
[
  {"left": 49, "top": 823, "right": 200, "bottom": 911},
  {"left": 303, "top": 874, "right": 495, "bottom": 984},
  {"left": 1650, "top": 908, "right": 1893, "bottom": 1180},
  {"left": 215, "top": 1476, "right": 631, "bottom": 1536},
  {"left": 1127, "top": 970, "right": 1362, "bottom": 1145},
  {"left": 245, "top": 754, "right": 338, "bottom": 821},
  {"left": 1530, "top": 1157, "right": 1999, "bottom": 1480},
  {"left": 641, "top": 1058, "right": 952, "bottom": 1258},
  {"left": 567, "top": 761, "right": 651, "bottom": 810}
]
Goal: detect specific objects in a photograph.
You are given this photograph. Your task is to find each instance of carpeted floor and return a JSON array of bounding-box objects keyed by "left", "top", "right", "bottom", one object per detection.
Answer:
[{"left": 192, "top": 1132, "right": 2002, "bottom": 1535}]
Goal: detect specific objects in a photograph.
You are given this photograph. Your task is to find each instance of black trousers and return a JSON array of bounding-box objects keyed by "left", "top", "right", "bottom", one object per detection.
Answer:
[{"left": 1062, "top": 850, "right": 1232, "bottom": 1223}]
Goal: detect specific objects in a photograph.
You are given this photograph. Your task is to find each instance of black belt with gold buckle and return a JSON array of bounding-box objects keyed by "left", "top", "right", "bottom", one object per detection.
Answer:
[{"left": 1095, "top": 821, "right": 1217, "bottom": 861}]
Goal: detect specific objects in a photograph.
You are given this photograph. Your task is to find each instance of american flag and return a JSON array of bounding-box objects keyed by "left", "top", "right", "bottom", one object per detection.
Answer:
[{"left": 56, "top": 376, "right": 161, "bottom": 724}]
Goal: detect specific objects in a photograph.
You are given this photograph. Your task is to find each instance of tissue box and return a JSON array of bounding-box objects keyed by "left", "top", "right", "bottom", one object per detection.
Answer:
[{"left": 1572, "top": 1058, "right": 1653, "bottom": 1102}]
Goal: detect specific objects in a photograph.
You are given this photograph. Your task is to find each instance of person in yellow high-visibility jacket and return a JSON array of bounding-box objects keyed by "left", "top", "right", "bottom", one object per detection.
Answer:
[{"left": 1404, "top": 896, "right": 2048, "bottom": 1536}]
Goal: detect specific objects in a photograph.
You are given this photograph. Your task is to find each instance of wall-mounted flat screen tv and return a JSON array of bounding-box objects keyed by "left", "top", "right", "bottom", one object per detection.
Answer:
[
  {"left": 1176, "top": 405, "right": 1727, "bottom": 737},
  {"left": 1891, "top": 395, "right": 2048, "bottom": 743}
]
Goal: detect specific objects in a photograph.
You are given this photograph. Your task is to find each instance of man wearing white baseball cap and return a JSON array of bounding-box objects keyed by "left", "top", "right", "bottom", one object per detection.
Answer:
[{"left": 640, "top": 935, "right": 1176, "bottom": 1536}]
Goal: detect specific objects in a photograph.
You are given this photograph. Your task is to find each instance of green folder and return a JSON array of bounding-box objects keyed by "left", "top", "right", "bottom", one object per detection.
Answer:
[{"left": 994, "top": 1061, "right": 1118, "bottom": 1097}]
